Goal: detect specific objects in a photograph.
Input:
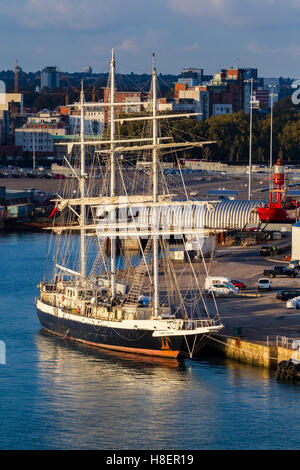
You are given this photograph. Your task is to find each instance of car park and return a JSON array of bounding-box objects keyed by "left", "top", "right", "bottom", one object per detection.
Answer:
[
  {"left": 286, "top": 296, "right": 300, "bottom": 309},
  {"left": 257, "top": 278, "right": 272, "bottom": 291}
]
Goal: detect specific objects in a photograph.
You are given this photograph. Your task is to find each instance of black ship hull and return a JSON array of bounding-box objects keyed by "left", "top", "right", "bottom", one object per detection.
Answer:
[{"left": 36, "top": 308, "right": 194, "bottom": 359}]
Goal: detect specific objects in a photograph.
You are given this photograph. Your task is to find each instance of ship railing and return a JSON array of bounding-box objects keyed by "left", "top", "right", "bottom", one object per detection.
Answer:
[
  {"left": 43, "top": 283, "right": 57, "bottom": 292},
  {"left": 182, "top": 319, "right": 220, "bottom": 330}
]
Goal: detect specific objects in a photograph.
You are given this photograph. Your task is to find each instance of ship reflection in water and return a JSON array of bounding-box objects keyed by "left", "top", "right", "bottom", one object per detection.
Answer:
[
  {"left": 35, "top": 329, "right": 216, "bottom": 450},
  {"left": 34, "top": 329, "right": 300, "bottom": 451}
]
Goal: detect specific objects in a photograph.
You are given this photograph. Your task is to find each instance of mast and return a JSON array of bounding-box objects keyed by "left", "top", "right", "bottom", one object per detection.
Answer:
[
  {"left": 80, "top": 80, "right": 86, "bottom": 280},
  {"left": 110, "top": 49, "right": 116, "bottom": 298},
  {"left": 152, "top": 53, "right": 159, "bottom": 317}
]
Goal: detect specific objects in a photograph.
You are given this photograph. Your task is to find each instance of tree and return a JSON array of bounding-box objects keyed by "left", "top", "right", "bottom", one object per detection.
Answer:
[{"left": 278, "top": 118, "right": 300, "bottom": 163}]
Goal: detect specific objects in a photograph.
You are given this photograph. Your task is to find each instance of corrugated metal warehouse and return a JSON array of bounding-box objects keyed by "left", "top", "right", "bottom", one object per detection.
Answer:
[{"left": 129, "top": 200, "right": 267, "bottom": 230}]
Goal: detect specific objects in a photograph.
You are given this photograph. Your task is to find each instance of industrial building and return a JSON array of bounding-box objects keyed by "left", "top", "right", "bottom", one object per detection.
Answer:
[
  {"left": 103, "top": 199, "right": 266, "bottom": 233},
  {"left": 0, "top": 186, "right": 34, "bottom": 225}
]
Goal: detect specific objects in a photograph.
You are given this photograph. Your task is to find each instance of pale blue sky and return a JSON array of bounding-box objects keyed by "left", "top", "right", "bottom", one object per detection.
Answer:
[{"left": 0, "top": 0, "right": 300, "bottom": 77}]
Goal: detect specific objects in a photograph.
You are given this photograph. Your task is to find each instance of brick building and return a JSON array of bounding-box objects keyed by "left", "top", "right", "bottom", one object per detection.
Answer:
[{"left": 103, "top": 89, "right": 146, "bottom": 124}]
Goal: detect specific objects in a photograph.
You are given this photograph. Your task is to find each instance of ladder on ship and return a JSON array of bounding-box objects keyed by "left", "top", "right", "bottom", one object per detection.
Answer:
[
  {"left": 125, "top": 238, "right": 152, "bottom": 305},
  {"left": 89, "top": 240, "right": 108, "bottom": 279}
]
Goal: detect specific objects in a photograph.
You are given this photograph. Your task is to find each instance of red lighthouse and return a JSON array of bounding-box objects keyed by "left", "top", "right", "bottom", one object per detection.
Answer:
[
  {"left": 271, "top": 158, "right": 285, "bottom": 204},
  {"left": 257, "top": 158, "right": 300, "bottom": 223}
]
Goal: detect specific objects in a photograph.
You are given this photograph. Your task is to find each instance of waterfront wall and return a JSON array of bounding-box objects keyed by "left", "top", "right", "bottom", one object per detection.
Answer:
[
  {"left": 206, "top": 334, "right": 296, "bottom": 369},
  {"left": 277, "top": 346, "right": 297, "bottom": 363}
]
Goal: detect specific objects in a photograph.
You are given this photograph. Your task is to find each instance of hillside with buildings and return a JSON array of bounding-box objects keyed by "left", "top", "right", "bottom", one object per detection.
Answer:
[{"left": 0, "top": 63, "right": 298, "bottom": 168}]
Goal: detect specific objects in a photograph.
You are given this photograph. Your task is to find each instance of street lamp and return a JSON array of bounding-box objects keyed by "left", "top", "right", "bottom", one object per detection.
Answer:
[
  {"left": 269, "top": 84, "right": 275, "bottom": 194},
  {"left": 244, "top": 78, "right": 256, "bottom": 201}
]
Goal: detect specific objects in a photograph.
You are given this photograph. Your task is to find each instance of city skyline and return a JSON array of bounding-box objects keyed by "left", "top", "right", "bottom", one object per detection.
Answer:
[{"left": 0, "top": 0, "right": 299, "bottom": 77}]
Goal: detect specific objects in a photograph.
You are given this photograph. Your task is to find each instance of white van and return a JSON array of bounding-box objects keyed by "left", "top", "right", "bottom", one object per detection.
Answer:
[{"left": 205, "top": 276, "right": 233, "bottom": 290}]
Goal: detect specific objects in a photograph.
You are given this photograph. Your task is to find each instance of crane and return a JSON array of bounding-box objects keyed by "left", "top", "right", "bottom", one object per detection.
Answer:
[{"left": 55, "top": 65, "right": 80, "bottom": 98}]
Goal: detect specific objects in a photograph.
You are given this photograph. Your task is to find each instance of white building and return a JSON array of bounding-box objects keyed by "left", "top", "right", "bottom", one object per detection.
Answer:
[
  {"left": 15, "top": 111, "right": 67, "bottom": 153},
  {"left": 15, "top": 128, "right": 66, "bottom": 152},
  {"left": 178, "top": 78, "right": 199, "bottom": 87},
  {"left": 69, "top": 106, "right": 105, "bottom": 136},
  {"left": 26, "top": 112, "right": 62, "bottom": 126},
  {"left": 178, "top": 87, "right": 209, "bottom": 120}
]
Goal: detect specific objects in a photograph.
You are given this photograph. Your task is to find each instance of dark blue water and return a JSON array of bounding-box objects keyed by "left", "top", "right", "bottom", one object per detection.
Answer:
[{"left": 0, "top": 231, "right": 299, "bottom": 450}]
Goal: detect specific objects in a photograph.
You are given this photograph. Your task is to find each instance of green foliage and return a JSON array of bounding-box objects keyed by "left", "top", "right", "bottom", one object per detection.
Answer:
[
  {"left": 32, "top": 93, "right": 66, "bottom": 111},
  {"left": 117, "top": 101, "right": 300, "bottom": 164}
]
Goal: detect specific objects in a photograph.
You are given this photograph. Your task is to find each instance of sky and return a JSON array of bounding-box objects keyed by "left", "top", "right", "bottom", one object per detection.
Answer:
[{"left": 1, "top": 0, "right": 300, "bottom": 77}]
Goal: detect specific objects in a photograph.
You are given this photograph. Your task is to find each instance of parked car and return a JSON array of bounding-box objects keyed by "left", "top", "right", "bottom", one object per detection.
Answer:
[
  {"left": 207, "top": 283, "right": 238, "bottom": 296},
  {"left": 289, "top": 260, "right": 300, "bottom": 270},
  {"left": 286, "top": 296, "right": 300, "bottom": 309},
  {"left": 272, "top": 231, "right": 282, "bottom": 240},
  {"left": 258, "top": 278, "right": 272, "bottom": 291},
  {"left": 260, "top": 246, "right": 272, "bottom": 256},
  {"left": 231, "top": 280, "right": 246, "bottom": 289},
  {"left": 263, "top": 266, "right": 297, "bottom": 278},
  {"left": 276, "top": 289, "right": 300, "bottom": 301}
]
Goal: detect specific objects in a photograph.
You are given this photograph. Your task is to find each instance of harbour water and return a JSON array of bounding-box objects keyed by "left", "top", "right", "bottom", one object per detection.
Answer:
[{"left": 0, "top": 231, "right": 299, "bottom": 450}]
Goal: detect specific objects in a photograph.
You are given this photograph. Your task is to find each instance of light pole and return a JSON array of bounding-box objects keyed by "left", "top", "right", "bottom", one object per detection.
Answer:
[
  {"left": 269, "top": 84, "right": 275, "bottom": 195},
  {"left": 245, "top": 78, "right": 255, "bottom": 201}
]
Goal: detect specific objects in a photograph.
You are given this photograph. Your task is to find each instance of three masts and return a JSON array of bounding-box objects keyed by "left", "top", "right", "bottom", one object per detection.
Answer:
[{"left": 35, "top": 50, "right": 223, "bottom": 359}]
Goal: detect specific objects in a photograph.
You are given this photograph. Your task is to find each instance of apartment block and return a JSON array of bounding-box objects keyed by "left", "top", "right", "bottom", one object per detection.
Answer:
[{"left": 15, "top": 111, "right": 67, "bottom": 156}]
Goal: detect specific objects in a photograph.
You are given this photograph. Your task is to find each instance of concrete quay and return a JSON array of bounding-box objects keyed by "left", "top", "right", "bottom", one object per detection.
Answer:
[{"left": 194, "top": 240, "right": 300, "bottom": 368}]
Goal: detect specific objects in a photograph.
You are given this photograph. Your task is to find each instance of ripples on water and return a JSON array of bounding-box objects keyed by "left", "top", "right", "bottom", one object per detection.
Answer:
[{"left": 0, "top": 232, "right": 299, "bottom": 450}]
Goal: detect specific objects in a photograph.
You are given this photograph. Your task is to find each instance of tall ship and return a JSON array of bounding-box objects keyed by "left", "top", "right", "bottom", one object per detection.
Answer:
[
  {"left": 257, "top": 158, "right": 300, "bottom": 224},
  {"left": 35, "top": 51, "right": 223, "bottom": 360}
]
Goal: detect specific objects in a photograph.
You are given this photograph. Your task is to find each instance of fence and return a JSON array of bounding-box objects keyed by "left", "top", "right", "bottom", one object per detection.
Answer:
[
  {"left": 267, "top": 335, "right": 300, "bottom": 363},
  {"left": 267, "top": 335, "right": 300, "bottom": 350}
]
